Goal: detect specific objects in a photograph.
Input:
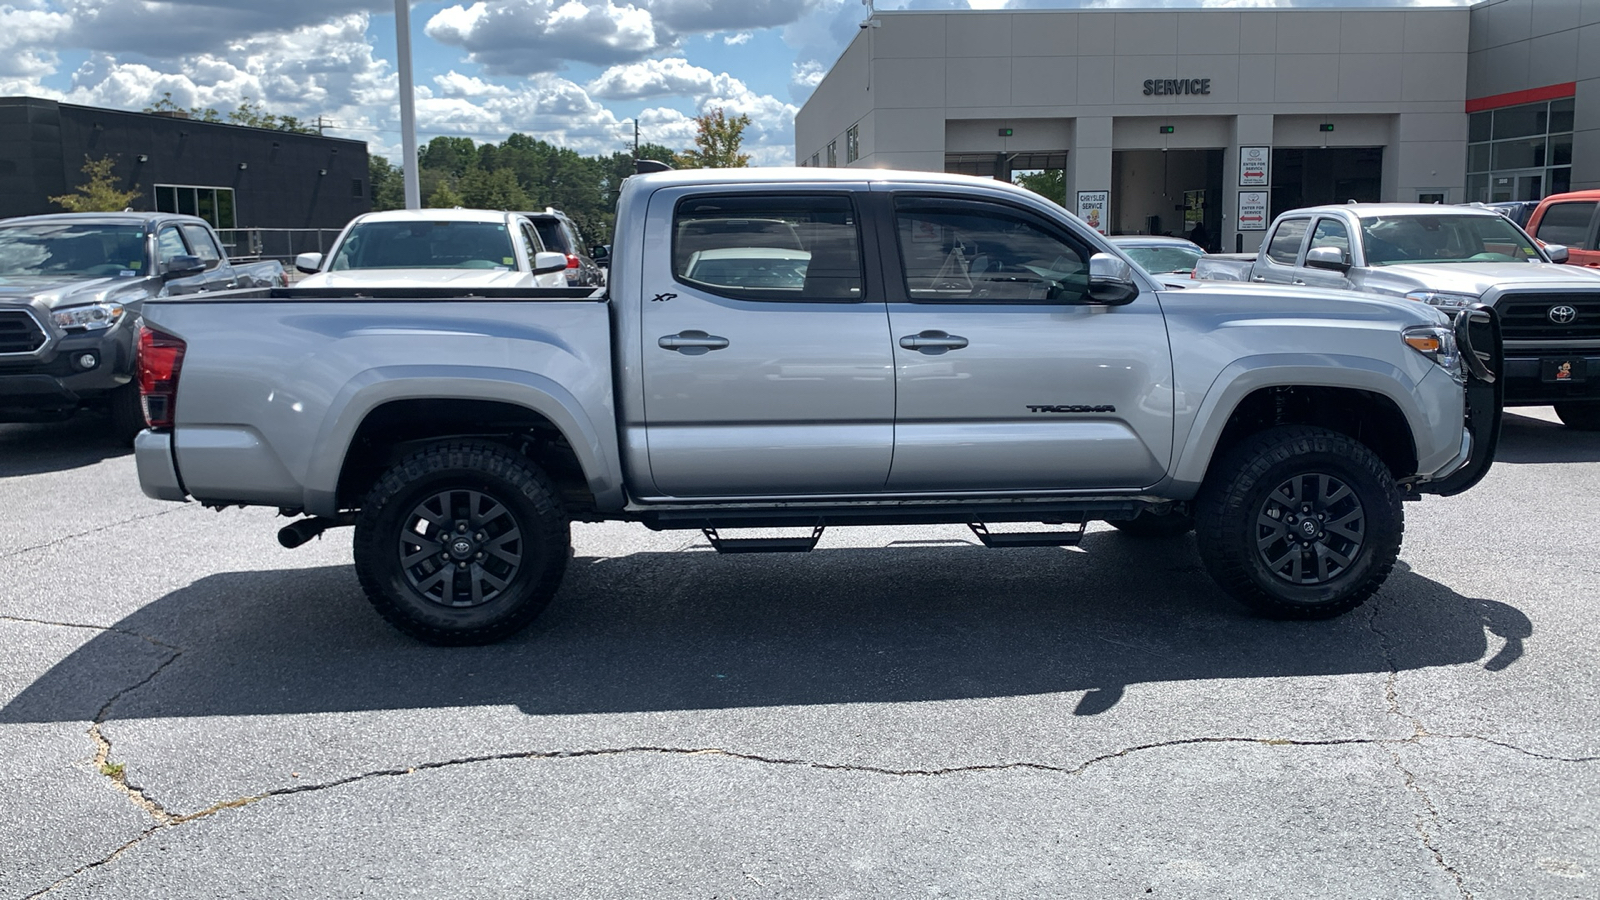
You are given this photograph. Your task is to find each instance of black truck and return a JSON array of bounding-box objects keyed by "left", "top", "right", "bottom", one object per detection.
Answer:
[{"left": 0, "top": 212, "right": 285, "bottom": 443}]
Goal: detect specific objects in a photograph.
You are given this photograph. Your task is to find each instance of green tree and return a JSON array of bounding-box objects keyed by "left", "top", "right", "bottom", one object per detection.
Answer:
[
  {"left": 458, "top": 166, "right": 530, "bottom": 210},
  {"left": 1013, "top": 169, "right": 1066, "bottom": 206},
  {"left": 426, "top": 180, "right": 464, "bottom": 208},
  {"left": 676, "top": 108, "right": 751, "bottom": 169},
  {"left": 49, "top": 156, "right": 142, "bottom": 212},
  {"left": 369, "top": 155, "right": 405, "bottom": 211},
  {"left": 418, "top": 136, "right": 479, "bottom": 178}
]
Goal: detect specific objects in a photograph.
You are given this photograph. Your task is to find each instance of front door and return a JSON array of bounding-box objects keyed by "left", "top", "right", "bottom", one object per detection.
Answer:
[
  {"left": 639, "top": 186, "right": 896, "bottom": 497},
  {"left": 881, "top": 192, "right": 1173, "bottom": 492}
]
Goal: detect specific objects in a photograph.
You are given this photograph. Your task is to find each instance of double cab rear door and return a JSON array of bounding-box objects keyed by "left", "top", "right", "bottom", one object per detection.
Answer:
[{"left": 636, "top": 181, "right": 1174, "bottom": 499}]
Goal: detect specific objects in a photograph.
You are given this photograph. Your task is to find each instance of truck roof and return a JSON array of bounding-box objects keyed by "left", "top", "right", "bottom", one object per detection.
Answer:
[
  {"left": 1287, "top": 203, "right": 1507, "bottom": 219},
  {"left": 0, "top": 211, "right": 215, "bottom": 230},
  {"left": 352, "top": 208, "right": 524, "bottom": 224},
  {"left": 630, "top": 166, "right": 1043, "bottom": 199}
]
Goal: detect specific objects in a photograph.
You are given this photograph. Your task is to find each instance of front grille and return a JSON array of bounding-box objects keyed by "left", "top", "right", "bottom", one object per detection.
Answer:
[
  {"left": 1497, "top": 293, "right": 1600, "bottom": 342},
  {"left": 0, "top": 310, "right": 47, "bottom": 355}
]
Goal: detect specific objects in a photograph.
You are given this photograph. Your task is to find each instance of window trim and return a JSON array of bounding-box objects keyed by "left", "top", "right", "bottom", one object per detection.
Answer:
[
  {"left": 669, "top": 190, "right": 871, "bottom": 304},
  {"left": 886, "top": 192, "right": 1098, "bottom": 306},
  {"left": 1306, "top": 216, "right": 1353, "bottom": 265}
]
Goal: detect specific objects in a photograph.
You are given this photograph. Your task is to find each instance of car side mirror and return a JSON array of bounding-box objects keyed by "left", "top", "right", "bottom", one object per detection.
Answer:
[
  {"left": 531, "top": 251, "right": 568, "bottom": 275},
  {"left": 163, "top": 255, "right": 205, "bottom": 279},
  {"left": 295, "top": 252, "right": 324, "bottom": 275},
  {"left": 590, "top": 245, "right": 609, "bottom": 265},
  {"left": 1305, "top": 245, "right": 1351, "bottom": 273},
  {"left": 1544, "top": 243, "right": 1570, "bottom": 264},
  {"left": 1085, "top": 253, "right": 1140, "bottom": 304}
]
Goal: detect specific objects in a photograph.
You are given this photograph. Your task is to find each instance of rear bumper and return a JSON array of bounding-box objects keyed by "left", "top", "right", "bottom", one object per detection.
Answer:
[{"left": 135, "top": 429, "right": 188, "bottom": 502}]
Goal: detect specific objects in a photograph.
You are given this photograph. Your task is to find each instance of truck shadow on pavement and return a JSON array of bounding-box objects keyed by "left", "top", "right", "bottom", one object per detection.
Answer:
[
  {"left": 1, "top": 535, "right": 1530, "bottom": 725},
  {"left": 0, "top": 416, "right": 128, "bottom": 477},
  {"left": 1495, "top": 410, "right": 1600, "bottom": 464}
]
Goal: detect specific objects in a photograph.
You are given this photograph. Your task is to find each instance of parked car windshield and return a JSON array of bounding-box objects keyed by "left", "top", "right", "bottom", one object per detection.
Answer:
[
  {"left": 329, "top": 220, "right": 518, "bottom": 270},
  {"left": 0, "top": 223, "right": 148, "bottom": 277},
  {"left": 1121, "top": 245, "right": 1204, "bottom": 274},
  {"left": 1360, "top": 213, "right": 1541, "bottom": 265}
]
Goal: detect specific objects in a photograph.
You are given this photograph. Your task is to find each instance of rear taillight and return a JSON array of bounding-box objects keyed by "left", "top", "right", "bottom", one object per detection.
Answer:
[
  {"left": 565, "top": 254, "right": 580, "bottom": 269},
  {"left": 137, "top": 327, "right": 186, "bottom": 429}
]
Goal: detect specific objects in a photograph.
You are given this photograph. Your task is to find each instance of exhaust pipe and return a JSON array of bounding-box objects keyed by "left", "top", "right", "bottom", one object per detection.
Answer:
[{"left": 277, "top": 514, "right": 355, "bottom": 549}]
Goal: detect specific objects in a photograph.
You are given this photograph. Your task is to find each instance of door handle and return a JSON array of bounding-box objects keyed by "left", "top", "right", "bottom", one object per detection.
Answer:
[
  {"left": 899, "top": 330, "right": 969, "bottom": 352},
  {"left": 1292, "top": 279, "right": 1306, "bottom": 285},
  {"left": 1251, "top": 275, "right": 1268, "bottom": 282},
  {"left": 658, "top": 330, "right": 729, "bottom": 353}
]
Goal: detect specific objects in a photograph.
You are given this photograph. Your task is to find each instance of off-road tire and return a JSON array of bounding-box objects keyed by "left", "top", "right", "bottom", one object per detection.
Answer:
[
  {"left": 1553, "top": 401, "right": 1600, "bottom": 431},
  {"left": 1194, "top": 425, "right": 1402, "bottom": 620},
  {"left": 353, "top": 441, "right": 570, "bottom": 645},
  {"left": 108, "top": 382, "right": 145, "bottom": 446},
  {"left": 1105, "top": 508, "right": 1195, "bottom": 538}
]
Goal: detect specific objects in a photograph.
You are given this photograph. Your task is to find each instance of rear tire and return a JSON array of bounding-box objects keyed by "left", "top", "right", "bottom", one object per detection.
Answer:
[
  {"left": 1105, "top": 508, "right": 1195, "bottom": 538},
  {"left": 1553, "top": 401, "right": 1600, "bottom": 431},
  {"left": 1194, "top": 426, "right": 1402, "bottom": 620},
  {"left": 107, "top": 382, "right": 145, "bottom": 446},
  {"left": 353, "top": 441, "right": 570, "bottom": 645}
]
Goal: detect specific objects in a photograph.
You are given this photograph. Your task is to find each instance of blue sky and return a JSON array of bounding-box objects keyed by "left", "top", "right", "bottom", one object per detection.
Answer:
[{"left": 0, "top": 0, "right": 1469, "bottom": 167}]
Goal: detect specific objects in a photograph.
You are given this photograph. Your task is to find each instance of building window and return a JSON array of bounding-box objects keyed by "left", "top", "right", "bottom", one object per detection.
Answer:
[
  {"left": 811, "top": 152, "right": 820, "bottom": 167},
  {"left": 1466, "top": 98, "right": 1573, "bottom": 203},
  {"left": 351, "top": 179, "right": 364, "bottom": 199},
  {"left": 846, "top": 124, "right": 859, "bottom": 164},
  {"left": 827, "top": 140, "right": 837, "bottom": 168},
  {"left": 154, "top": 185, "right": 237, "bottom": 229}
]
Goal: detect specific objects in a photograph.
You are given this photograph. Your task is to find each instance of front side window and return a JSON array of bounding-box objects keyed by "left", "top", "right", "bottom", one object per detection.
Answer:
[
  {"left": 1308, "top": 218, "right": 1351, "bottom": 259},
  {"left": 179, "top": 224, "right": 222, "bottom": 265},
  {"left": 894, "top": 197, "right": 1087, "bottom": 303},
  {"left": 0, "top": 223, "right": 147, "bottom": 277},
  {"left": 1361, "top": 213, "right": 1541, "bottom": 265},
  {"left": 156, "top": 226, "right": 189, "bottom": 265},
  {"left": 673, "top": 194, "right": 860, "bottom": 301},
  {"left": 329, "top": 220, "right": 517, "bottom": 270},
  {"left": 1534, "top": 202, "right": 1598, "bottom": 250},
  {"left": 1265, "top": 218, "right": 1310, "bottom": 265}
]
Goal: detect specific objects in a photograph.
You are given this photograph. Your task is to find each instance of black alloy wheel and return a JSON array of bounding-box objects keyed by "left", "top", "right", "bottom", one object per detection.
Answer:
[
  {"left": 1253, "top": 473, "right": 1365, "bottom": 586},
  {"left": 398, "top": 488, "right": 524, "bottom": 609}
]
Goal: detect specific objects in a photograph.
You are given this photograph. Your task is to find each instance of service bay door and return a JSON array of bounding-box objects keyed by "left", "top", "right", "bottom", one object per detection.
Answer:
[
  {"left": 639, "top": 186, "right": 896, "bottom": 498},
  {"left": 882, "top": 192, "right": 1174, "bottom": 492}
]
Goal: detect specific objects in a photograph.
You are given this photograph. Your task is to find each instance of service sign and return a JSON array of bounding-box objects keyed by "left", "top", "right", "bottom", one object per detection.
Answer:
[
  {"left": 1238, "top": 191, "right": 1269, "bottom": 231},
  {"left": 1076, "top": 190, "right": 1109, "bottom": 235},
  {"left": 1239, "top": 146, "right": 1270, "bottom": 186}
]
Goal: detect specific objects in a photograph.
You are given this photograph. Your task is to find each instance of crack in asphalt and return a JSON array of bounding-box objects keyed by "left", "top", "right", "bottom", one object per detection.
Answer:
[
  {"left": 0, "top": 507, "right": 191, "bottom": 561},
  {"left": 1385, "top": 745, "right": 1475, "bottom": 900}
]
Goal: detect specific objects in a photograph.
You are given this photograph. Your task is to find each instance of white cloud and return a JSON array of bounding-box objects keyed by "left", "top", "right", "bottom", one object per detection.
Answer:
[
  {"left": 425, "top": 0, "right": 668, "bottom": 74},
  {"left": 0, "top": 5, "right": 71, "bottom": 77},
  {"left": 57, "top": 0, "right": 385, "bottom": 59},
  {"left": 723, "top": 31, "right": 752, "bottom": 45},
  {"left": 588, "top": 57, "right": 736, "bottom": 100}
]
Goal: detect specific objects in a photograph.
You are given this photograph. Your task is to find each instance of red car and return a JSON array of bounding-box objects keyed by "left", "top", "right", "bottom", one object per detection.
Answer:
[{"left": 1525, "top": 190, "right": 1600, "bottom": 269}]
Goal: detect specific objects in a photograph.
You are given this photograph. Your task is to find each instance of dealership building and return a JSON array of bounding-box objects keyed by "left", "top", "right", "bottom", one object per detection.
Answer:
[{"left": 796, "top": 0, "right": 1598, "bottom": 252}]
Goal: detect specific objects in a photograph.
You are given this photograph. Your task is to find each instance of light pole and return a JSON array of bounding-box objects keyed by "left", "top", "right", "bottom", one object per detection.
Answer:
[{"left": 394, "top": 0, "right": 421, "bottom": 209}]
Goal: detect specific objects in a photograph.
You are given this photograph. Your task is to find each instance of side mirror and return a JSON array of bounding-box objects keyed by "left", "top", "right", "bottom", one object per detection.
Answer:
[
  {"left": 590, "top": 245, "right": 610, "bottom": 265},
  {"left": 295, "top": 252, "right": 324, "bottom": 275},
  {"left": 1086, "top": 253, "right": 1140, "bottom": 304},
  {"left": 531, "top": 251, "right": 568, "bottom": 275},
  {"left": 1305, "top": 245, "right": 1351, "bottom": 273},
  {"left": 163, "top": 255, "right": 205, "bottom": 279},
  {"left": 1544, "top": 243, "right": 1570, "bottom": 264}
]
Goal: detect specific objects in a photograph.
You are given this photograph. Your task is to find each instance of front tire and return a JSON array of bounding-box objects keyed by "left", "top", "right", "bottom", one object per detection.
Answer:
[
  {"left": 1553, "top": 401, "right": 1600, "bottom": 431},
  {"left": 108, "top": 382, "right": 145, "bottom": 446},
  {"left": 353, "top": 441, "right": 570, "bottom": 645},
  {"left": 1194, "top": 426, "right": 1402, "bottom": 620}
]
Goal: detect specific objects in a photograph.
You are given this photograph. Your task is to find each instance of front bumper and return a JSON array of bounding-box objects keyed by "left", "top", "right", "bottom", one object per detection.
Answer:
[
  {"left": 1501, "top": 351, "right": 1600, "bottom": 405},
  {"left": 0, "top": 323, "right": 134, "bottom": 419},
  {"left": 1416, "top": 306, "right": 1503, "bottom": 497}
]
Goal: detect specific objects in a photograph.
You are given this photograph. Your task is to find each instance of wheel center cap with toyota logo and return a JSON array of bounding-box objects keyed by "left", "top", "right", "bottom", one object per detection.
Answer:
[
  {"left": 450, "top": 538, "right": 475, "bottom": 558},
  {"left": 1549, "top": 305, "right": 1578, "bottom": 325}
]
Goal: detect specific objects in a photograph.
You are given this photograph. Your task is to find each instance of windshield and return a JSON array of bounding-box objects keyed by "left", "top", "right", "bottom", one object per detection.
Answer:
[
  {"left": 0, "top": 224, "right": 147, "bottom": 278},
  {"left": 329, "top": 220, "right": 518, "bottom": 271},
  {"left": 1122, "top": 245, "right": 1204, "bottom": 274},
  {"left": 1360, "top": 214, "right": 1541, "bottom": 265}
]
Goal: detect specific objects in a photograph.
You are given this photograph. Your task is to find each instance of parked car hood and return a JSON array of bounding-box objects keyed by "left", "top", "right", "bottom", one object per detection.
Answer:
[
  {"left": 297, "top": 269, "right": 532, "bottom": 288},
  {"left": 1366, "top": 263, "right": 1600, "bottom": 297},
  {"left": 0, "top": 274, "right": 149, "bottom": 309}
]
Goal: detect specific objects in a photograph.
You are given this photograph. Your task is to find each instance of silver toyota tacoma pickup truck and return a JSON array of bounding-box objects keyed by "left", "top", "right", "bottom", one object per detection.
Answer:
[
  {"left": 1194, "top": 203, "right": 1599, "bottom": 429},
  {"left": 133, "top": 169, "right": 1502, "bottom": 644}
]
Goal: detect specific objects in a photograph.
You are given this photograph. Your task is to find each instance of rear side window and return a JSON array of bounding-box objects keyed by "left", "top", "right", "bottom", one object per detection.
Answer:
[
  {"left": 673, "top": 194, "right": 861, "bottom": 301},
  {"left": 533, "top": 220, "right": 569, "bottom": 254},
  {"left": 1534, "top": 202, "right": 1598, "bottom": 250},
  {"left": 1266, "top": 218, "right": 1310, "bottom": 265}
]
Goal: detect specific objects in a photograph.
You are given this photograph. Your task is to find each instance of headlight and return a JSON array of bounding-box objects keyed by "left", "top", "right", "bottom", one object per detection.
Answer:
[
  {"left": 51, "top": 302, "right": 124, "bottom": 332},
  {"left": 1404, "top": 290, "right": 1479, "bottom": 309},
  {"left": 1403, "top": 325, "right": 1462, "bottom": 377}
]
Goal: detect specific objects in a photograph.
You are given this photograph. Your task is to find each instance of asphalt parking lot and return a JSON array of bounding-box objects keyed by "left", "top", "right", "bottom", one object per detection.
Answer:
[{"left": 1, "top": 410, "right": 1596, "bottom": 898}]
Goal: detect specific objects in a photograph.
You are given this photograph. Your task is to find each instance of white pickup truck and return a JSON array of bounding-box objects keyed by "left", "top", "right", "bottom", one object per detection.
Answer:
[
  {"left": 1194, "top": 203, "right": 1599, "bottom": 429},
  {"left": 133, "top": 168, "right": 1501, "bottom": 644}
]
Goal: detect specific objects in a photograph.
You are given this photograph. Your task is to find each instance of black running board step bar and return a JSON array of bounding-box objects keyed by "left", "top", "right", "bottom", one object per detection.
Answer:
[
  {"left": 968, "top": 522, "right": 1084, "bottom": 548},
  {"left": 702, "top": 525, "right": 825, "bottom": 554}
]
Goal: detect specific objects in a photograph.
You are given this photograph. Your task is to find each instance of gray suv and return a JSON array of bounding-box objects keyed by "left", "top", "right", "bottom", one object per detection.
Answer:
[{"left": 521, "top": 208, "right": 604, "bottom": 286}]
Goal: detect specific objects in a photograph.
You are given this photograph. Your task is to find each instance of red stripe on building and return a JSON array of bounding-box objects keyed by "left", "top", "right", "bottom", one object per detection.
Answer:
[{"left": 1465, "top": 82, "right": 1576, "bottom": 113}]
